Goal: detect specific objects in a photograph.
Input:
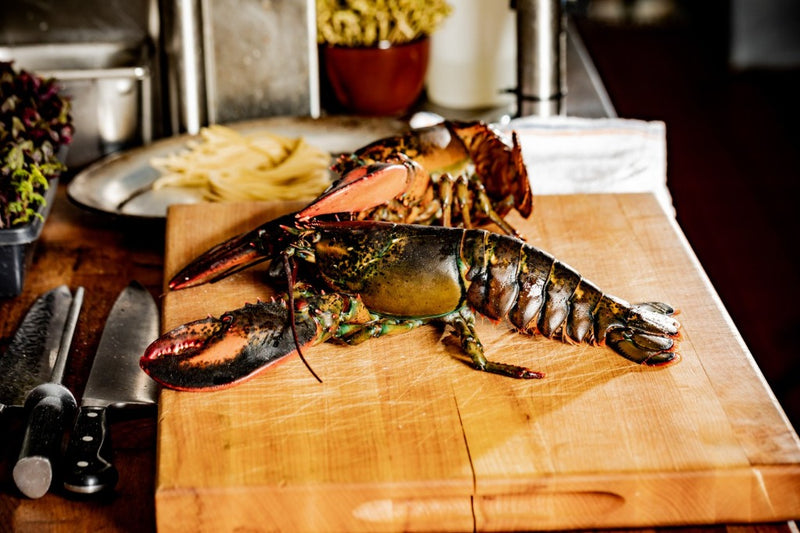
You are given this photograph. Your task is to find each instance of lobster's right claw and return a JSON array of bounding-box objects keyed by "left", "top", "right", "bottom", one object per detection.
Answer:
[
  {"left": 297, "top": 155, "right": 429, "bottom": 220},
  {"left": 606, "top": 302, "right": 682, "bottom": 367},
  {"left": 140, "top": 301, "right": 317, "bottom": 391},
  {"left": 169, "top": 214, "right": 296, "bottom": 290}
]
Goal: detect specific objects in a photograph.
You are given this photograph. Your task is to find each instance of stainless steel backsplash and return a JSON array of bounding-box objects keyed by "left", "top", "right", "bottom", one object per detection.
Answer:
[
  {"left": 0, "top": 0, "right": 153, "bottom": 45},
  {"left": 161, "top": 0, "right": 318, "bottom": 133},
  {"left": 202, "top": 0, "right": 318, "bottom": 124}
]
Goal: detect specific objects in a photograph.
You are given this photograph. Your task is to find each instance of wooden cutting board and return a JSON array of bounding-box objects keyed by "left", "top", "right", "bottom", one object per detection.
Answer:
[{"left": 154, "top": 194, "right": 800, "bottom": 532}]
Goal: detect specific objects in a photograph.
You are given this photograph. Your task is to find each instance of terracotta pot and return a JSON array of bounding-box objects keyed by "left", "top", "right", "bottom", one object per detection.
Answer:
[{"left": 322, "top": 38, "right": 430, "bottom": 116}]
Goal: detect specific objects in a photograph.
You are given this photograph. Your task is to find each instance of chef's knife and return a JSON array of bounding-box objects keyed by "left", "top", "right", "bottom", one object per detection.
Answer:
[
  {"left": 11, "top": 286, "right": 84, "bottom": 499},
  {"left": 62, "top": 281, "right": 159, "bottom": 495}
]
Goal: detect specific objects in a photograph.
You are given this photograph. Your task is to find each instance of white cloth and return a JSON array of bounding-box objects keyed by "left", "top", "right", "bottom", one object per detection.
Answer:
[{"left": 499, "top": 116, "right": 673, "bottom": 216}]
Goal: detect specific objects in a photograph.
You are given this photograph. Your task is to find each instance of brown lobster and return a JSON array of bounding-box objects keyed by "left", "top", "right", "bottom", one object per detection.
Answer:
[{"left": 300, "top": 120, "right": 532, "bottom": 237}]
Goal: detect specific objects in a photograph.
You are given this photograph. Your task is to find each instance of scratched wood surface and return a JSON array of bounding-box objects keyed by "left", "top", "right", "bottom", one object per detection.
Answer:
[{"left": 154, "top": 194, "right": 800, "bottom": 532}]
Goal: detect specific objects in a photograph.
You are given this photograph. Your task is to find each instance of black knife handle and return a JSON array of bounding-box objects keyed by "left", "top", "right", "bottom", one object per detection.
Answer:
[
  {"left": 62, "top": 405, "right": 118, "bottom": 495},
  {"left": 12, "top": 383, "right": 77, "bottom": 499}
]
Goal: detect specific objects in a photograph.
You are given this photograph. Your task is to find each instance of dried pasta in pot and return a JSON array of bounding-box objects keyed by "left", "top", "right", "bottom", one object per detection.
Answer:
[{"left": 150, "top": 125, "right": 332, "bottom": 202}]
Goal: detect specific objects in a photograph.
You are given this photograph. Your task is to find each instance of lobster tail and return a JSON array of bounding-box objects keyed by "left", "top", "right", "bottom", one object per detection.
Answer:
[
  {"left": 594, "top": 299, "right": 681, "bottom": 366},
  {"left": 449, "top": 121, "right": 533, "bottom": 219},
  {"left": 462, "top": 231, "right": 681, "bottom": 366}
]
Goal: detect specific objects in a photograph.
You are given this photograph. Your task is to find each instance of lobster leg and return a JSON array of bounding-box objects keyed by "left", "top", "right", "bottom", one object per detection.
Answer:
[
  {"left": 440, "top": 307, "right": 544, "bottom": 379},
  {"left": 461, "top": 178, "right": 523, "bottom": 238},
  {"left": 336, "top": 317, "right": 427, "bottom": 345}
]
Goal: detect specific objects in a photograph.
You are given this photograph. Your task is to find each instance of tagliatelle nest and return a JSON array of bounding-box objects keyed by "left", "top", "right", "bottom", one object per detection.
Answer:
[
  {"left": 317, "top": 0, "right": 452, "bottom": 47},
  {"left": 150, "top": 125, "right": 332, "bottom": 203}
]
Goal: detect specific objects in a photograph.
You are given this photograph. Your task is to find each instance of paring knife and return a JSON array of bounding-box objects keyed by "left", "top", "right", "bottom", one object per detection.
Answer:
[
  {"left": 0, "top": 285, "right": 83, "bottom": 499},
  {"left": 62, "top": 281, "right": 159, "bottom": 495}
]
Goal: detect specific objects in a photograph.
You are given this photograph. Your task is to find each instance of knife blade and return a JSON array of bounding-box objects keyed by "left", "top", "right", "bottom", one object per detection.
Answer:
[
  {"left": 12, "top": 286, "right": 83, "bottom": 499},
  {"left": 0, "top": 285, "right": 73, "bottom": 416},
  {"left": 62, "top": 281, "right": 159, "bottom": 495}
]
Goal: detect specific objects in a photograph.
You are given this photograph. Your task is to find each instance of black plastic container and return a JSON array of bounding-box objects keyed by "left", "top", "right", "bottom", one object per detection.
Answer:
[{"left": 0, "top": 181, "right": 57, "bottom": 298}]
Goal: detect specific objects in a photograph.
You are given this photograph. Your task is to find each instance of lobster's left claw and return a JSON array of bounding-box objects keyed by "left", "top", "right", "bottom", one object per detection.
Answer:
[
  {"left": 297, "top": 155, "right": 429, "bottom": 220},
  {"left": 140, "top": 301, "right": 318, "bottom": 391}
]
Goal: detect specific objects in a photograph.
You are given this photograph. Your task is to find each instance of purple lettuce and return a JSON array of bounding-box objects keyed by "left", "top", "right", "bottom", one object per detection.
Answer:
[{"left": 1, "top": 61, "right": 73, "bottom": 228}]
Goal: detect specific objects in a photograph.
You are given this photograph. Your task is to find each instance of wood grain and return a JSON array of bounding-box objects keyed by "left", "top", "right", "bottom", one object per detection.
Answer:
[{"left": 155, "top": 194, "right": 800, "bottom": 532}]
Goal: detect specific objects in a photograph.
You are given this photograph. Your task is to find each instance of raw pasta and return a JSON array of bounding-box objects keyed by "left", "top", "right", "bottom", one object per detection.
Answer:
[{"left": 150, "top": 125, "right": 332, "bottom": 202}]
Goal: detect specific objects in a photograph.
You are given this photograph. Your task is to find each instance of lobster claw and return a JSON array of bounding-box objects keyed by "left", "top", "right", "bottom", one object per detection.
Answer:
[
  {"left": 140, "top": 300, "right": 319, "bottom": 391},
  {"left": 169, "top": 214, "right": 297, "bottom": 290},
  {"left": 297, "top": 154, "right": 430, "bottom": 220}
]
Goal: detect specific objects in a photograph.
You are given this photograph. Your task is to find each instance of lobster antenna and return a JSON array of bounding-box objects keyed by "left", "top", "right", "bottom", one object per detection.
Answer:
[{"left": 283, "top": 252, "right": 323, "bottom": 383}]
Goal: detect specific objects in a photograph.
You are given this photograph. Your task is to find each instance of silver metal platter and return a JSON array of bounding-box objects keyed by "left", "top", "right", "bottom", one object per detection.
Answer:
[{"left": 67, "top": 116, "right": 407, "bottom": 221}]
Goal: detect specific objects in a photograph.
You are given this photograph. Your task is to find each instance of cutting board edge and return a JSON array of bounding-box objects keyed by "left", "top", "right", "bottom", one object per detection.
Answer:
[
  {"left": 657, "top": 204, "right": 800, "bottom": 461},
  {"left": 154, "top": 463, "right": 800, "bottom": 532},
  {"left": 474, "top": 463, "right": 800, "bottom": 528},
  {"left": 154, "top": 476, "right": 475, "bottom": 533}
]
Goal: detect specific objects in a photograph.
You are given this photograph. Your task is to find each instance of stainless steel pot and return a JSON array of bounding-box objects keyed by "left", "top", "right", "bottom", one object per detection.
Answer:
[{"left": 0, "top": 41, "right": 152, "bottom": 169}]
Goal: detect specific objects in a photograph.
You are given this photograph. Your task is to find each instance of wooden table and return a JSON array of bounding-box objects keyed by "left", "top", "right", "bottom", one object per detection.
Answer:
[
  {"left": 1, "top": 183, "right": 161, "bottom": 532},
  {"left": 0, "top": 183, "right": 797, "bottom": 532}
]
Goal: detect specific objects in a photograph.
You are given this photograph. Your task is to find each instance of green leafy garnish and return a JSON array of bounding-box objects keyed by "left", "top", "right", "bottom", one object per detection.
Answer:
[{"left": 1, "top": 61, "right": 73, "bottom": 228}]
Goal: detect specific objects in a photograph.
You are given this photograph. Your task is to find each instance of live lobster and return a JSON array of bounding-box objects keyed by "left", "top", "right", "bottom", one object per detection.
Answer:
[
  {"left": 142, "top": 221, "right": 681, "bottom": 391},
  {"left": 163, "top": 120, "right": 532, "bottom": 289}
]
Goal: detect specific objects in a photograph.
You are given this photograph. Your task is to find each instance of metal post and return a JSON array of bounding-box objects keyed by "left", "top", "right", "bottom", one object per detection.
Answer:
[
  {"left": 162, "top": 0, "right": 208, "bottom": 134},
  {"left": 516, "top": 0, "right": 566, "bottom": 117}
]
